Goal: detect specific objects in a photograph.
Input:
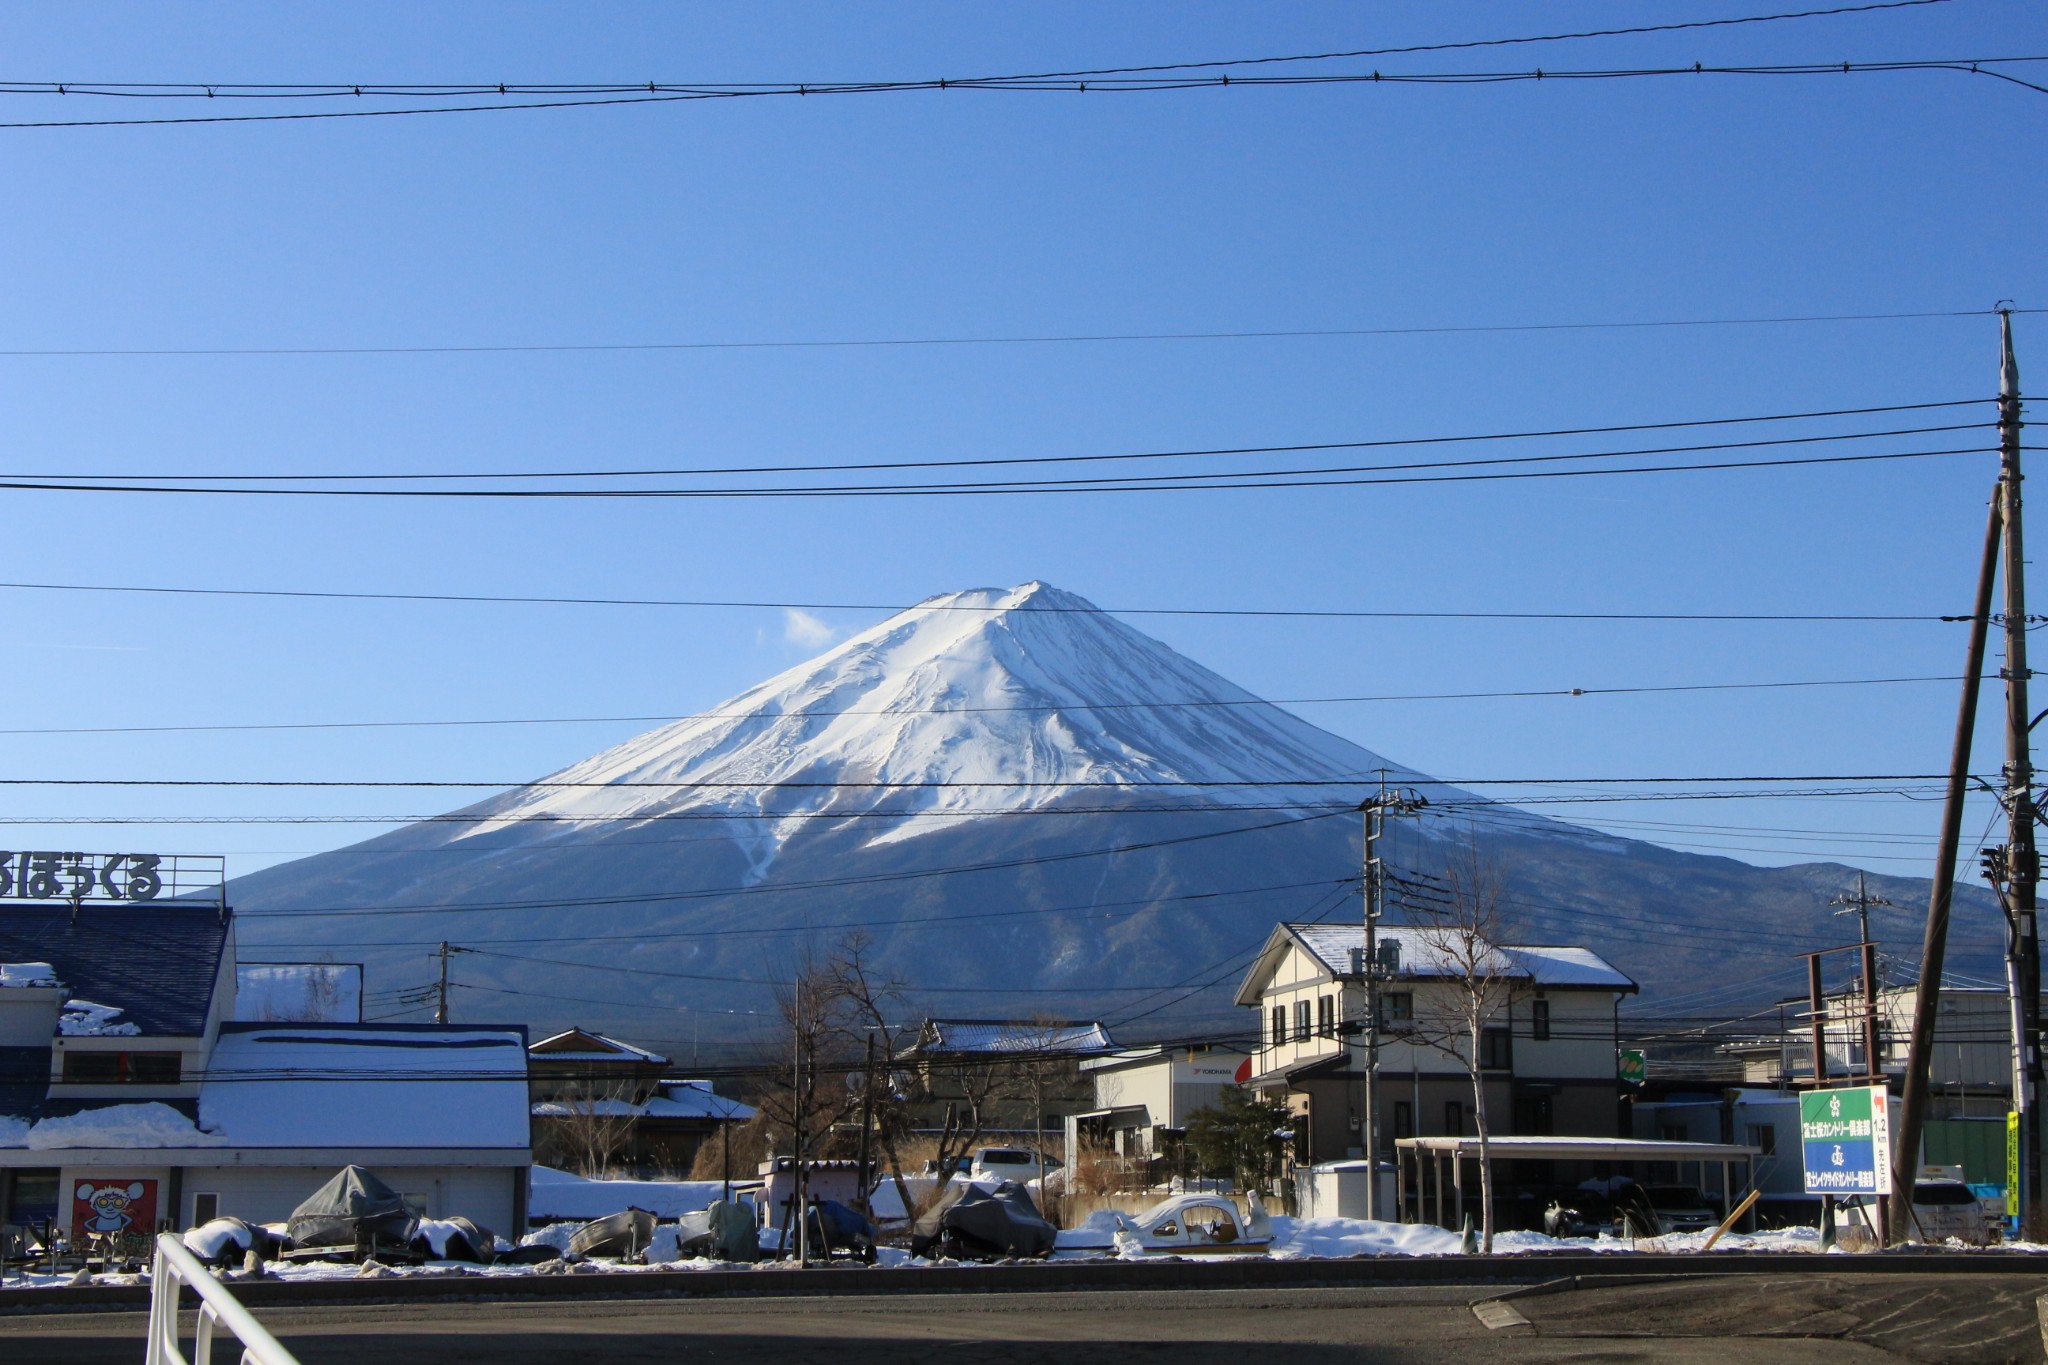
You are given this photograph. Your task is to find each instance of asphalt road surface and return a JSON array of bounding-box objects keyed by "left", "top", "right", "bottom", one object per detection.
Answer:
[{"left": 4, "top": 1276, "right": 2044, "bottom": 1364}]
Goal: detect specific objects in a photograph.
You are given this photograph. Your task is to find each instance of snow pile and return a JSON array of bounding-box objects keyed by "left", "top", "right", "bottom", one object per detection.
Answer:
[
  {"left": 0, "top": 1115, "right": 29, "bottom": 1147},
  {"left": 182, "top": 1219, "right": 252, "bottom": 1260},
  {"left": 0, "top": 962, "right": 59, "bottom": 988},
  {"left": 527, "top": 1166, "right": 727, "bottom": 1221},
  {"left": 519, "top": 1222, "right": 580, "bottom": 1254},
  {"left": 1269, "top": 1216, "right": 1468, "bottom": 1258},
  {"left": 59, "top": 1000, "right": 140, "bottom": 1037},
  {"left": 25, "top": 1102, "right": 224, "bottom": 1149}
]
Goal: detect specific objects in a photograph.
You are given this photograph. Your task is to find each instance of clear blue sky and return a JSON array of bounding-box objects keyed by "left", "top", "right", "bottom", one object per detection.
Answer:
[{"left": 0, "top": 2, "right": 2041, "bottom": 882}]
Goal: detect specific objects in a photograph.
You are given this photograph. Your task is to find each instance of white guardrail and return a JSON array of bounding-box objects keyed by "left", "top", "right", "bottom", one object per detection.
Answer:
[{"left": 146, "top": 1233, "right": 301, "bottom": 1365}]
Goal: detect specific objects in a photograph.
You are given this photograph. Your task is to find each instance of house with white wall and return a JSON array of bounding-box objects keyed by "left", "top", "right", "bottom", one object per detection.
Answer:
[{"left": 1234, "top": 922, "right": 1636, "bottom": 1167}]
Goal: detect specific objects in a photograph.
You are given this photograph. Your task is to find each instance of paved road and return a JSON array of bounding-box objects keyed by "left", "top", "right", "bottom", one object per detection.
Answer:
[{"left": 4, "top": 1276, "right": 2042, "bottom": 1364}]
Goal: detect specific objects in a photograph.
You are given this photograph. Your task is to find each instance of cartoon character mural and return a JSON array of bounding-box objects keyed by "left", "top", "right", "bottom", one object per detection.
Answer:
[{"left": 72, "top": 1179, "right": 157, "bottom": 1241}]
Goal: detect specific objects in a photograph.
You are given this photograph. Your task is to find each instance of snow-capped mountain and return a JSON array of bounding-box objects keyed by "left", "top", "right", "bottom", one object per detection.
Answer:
[
  {"left": 453, "top": 581, "right": 1481, "bottom": 880},
  {"left": 230, "top": 582, "right": 1999, "bottom": 1049}
]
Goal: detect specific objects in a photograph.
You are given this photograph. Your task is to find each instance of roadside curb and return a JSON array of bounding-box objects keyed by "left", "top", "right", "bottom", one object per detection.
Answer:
[{"left": 3, "top": 1248, "right": 2044, "bottom": 1315}]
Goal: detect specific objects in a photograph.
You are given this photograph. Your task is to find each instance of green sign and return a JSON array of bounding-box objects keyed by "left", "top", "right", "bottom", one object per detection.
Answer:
[
  {"left": 2009, "top": 1110, "right": 2021, "bottom": 1202},
  {"left": 1800, "top": 1085, "right": 1892, "bottom": 1196},
  {"left": 1617, "top": 1049, "right": 1645, "bottom": 1085}
]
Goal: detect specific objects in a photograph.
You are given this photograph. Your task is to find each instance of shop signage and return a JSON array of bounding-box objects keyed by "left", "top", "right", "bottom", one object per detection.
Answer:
[
  {"left": 0, "top": 852, "right": 163, "bottom": 902},
  {"left": 72, "top": 1178, "right": 158, "bottom": 1242},
  {"left": 1617, "top": 1049, "right": 1646, "bottom": 1085},
  {"left": 1800, "top": 1084, "right": 1893, "bottom": 1196}
]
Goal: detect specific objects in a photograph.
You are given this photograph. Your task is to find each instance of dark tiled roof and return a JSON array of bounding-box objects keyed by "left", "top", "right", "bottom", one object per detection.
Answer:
[
  {"left": 0, "top": 905, "right": 229, "bottom": 1036},
  {"left": 0, "top": 1045, "right": 49, "bottom": 1121}
]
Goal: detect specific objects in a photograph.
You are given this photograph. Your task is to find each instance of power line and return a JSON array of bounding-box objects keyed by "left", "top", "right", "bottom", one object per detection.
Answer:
[
  {"left": 0, "top": 443, "right": 2004, "bottom": 498},
  {"left": 0, "top": 771, "right": 1964, "bottom": 789},
  {"left": 0, "top": 672, "right": 1982, "bottom": 737},
  {"left": 0, "top": 3, "right": 1958, "bottom": 105},
  {"left": 6, "top": 55, "right": 2041, "bottom": 130},
  {"left": 3, "top": 402, "right": 1986, "bottom": 480},
  {"left": 1, "top": 311, "right": 2038, "bottom": 358},
  {"left": 0, "top": 578, "right": 1964, "bottom": 622}
]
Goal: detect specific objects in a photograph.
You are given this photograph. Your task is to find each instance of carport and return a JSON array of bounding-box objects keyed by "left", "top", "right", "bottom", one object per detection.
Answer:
[{"left": 1395, "top": 1134, "right": 1759, "bottom": 1231}]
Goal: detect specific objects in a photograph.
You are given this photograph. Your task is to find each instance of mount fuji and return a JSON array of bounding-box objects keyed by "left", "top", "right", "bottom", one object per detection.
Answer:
[{"left": 230, "top": 582, "right": 1998, "bottom": 1054}]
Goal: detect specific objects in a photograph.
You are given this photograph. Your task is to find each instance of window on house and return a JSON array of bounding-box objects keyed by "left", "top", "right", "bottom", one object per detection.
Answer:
[
  {"left": 1382, "top": 992, "right": 1413, "bottom": 1022},
  {"left": 1531, "top": 1000, "right": 1550, "bottom": 1041},
  {"left": 1445, "top": 1100, "right": 1465, "bottom": 1136},
  {"left": 61, "top": 1051, "right": 181, "bottom": 1085},
  {"left": 1479, "top": 1028, "right": 1512, "bottom": 1071},
  {"left": 1745, "top": 1123, "right": 1777, "bottom": 1156},
  {"left": 1271, "top": 1006, "right": 1286, "bottom": 1047},
  {"left": 1294, "top": 999, "right": 1312, "bottom": 1042},
  {"left": 1317, "top": 995, "right": 1334, "bottom": 1038},
  {"left": 192, "top": 1193, "right": 220, "bottom": 1226},
  {"left": 1393, "top": 1100, "right": 1414, "bottom": 1140}
]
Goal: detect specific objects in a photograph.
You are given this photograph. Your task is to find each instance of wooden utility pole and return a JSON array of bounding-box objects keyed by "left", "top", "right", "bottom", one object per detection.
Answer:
[
  {"left": 1995, "top": 310, "right": 2041, "bottom": 1238},
  {"left": 1890, "top": 332, "right": 2010, "bottom": 1239}
]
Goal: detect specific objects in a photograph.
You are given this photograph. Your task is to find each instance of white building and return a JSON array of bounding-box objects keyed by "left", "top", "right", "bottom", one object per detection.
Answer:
[
  {"left": 1067, "top": 1043, "right": 1253, "bottom": 1176},
  {"left": 1234, "top": 922, "right": 1636, "bottom": 1166},
  {"left": 1, "top": 867, "right": 531, "bottom": 1240}
]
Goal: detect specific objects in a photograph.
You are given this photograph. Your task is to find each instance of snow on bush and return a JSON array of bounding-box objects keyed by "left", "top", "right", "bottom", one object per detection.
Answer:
[{"left": 26, "top": 1102, "right": 224, "bottom": 1149}]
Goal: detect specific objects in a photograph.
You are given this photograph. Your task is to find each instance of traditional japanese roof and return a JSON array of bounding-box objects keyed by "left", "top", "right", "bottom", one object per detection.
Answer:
[
  {"left": 1234, "top": 923, "right": 1637, "bottom": 1006},
  {"left": 908, "top": 1019, "right": 1117, "bottom": 1056},
  {"left": 0, "top": 905, "right": 229, "bottom": 1036},
  {"left": 528, "top": 1027, "right": 670, "bottom": 1066}
]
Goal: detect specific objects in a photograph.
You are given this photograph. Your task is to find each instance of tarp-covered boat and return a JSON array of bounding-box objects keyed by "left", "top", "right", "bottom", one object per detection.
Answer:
[
  {"left": 675, "top": 1199, "right": 760, "bottom": 1262},
  {"left": 911, "top": 1181, "right": 1056, "bottom": 1260},
  {"left": 568, "top": 1206, "right": 656, "bottom": 1259},
  {"left": 285, "top": 1166, "right": 419, "bottom": 1253}
]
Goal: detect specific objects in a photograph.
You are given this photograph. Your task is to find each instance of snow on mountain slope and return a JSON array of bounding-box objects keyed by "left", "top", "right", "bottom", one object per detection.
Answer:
[{"left": 452, "top": 582, "right": 1537, "bottom": 879}]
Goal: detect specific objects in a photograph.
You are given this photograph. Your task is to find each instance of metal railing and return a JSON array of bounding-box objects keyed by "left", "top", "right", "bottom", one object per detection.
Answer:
[{"left": 146, "top": 1233, "right": 299, "bottom": 1365}]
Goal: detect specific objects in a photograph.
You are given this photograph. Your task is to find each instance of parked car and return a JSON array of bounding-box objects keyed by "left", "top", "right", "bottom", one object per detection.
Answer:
[
  {"left": 1613, "top": 1183, "right": 1718, "bottom": 1237},
  {"left": 1906, "top": 1179, "right": 1998, "bottom": 1246},
  {"left": 970, "top": 1147, "right": 1060, "bottom": 1183}
]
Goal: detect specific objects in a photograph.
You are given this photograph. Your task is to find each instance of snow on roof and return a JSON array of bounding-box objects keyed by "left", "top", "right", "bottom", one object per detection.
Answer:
[
  {"left": 1283, "top": 925, "right": 1634, "bottom": 992},
  {"left": 59, "top": 1000, "right": 140, "bottom": 1037},
  {"left": 913, "top": 1019, "right": 1117, "bottom": 1055},
  {"left": 529, "top": 1028, "right": 669, "bottom": 1066},
  {"left": 234, "top": 963, "right": 363, "bottom": 1023},
  {"left": 646, "top": 1080, "right": 753, "bottom": 1122},
  {"left": 532, "top": 1098, "right": 643, "bottom": 1118},
  {"left": 199, "top": 1024, "right": 530, "bottom": 1150},
  {"left": 0, "top": 962, "right": 59, "bottom": 988},
  {"left": 527, "top": 1166, "right": 729, "bottom": 1221},
  {"left": 8, "top": 1101, "right": 223, "bottom": 1150}
]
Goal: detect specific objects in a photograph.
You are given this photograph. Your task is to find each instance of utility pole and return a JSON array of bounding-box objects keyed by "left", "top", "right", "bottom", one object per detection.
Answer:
[
  {"left": 433, "top": 942, "right": 452, "bottom": 1024},
  {"left": 1996, "top": 309, "right": 2042, "bottom": 1239},
  {"left": 1830, "top": 872, "right": 1894, "bottom": 1079},
  {"left": 1890, "top": 323, "right": 2011, "bottom": 1240},
  {"left": 1360, "top": 786, "right": 1427, "bottom": 1221}
]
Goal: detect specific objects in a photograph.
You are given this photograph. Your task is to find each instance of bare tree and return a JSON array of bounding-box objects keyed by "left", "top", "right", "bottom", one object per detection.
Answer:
[
  {"left": 542, "top": 1094, "right": 642, "bottom": 1177},
  {"left": 1405, "top": 847, "right": 1521, "bottom": 1253}
]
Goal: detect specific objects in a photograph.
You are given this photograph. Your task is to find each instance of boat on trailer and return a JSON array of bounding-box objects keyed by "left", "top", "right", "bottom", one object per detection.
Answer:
[{"left": 1056, "top": 1193, "right": 1273, "bottom": 1257}]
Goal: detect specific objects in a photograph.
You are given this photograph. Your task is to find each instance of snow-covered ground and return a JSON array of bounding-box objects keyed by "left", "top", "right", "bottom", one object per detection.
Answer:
[{"left": 6, "top": 1216, "right": 2040, "bottom": 1291}]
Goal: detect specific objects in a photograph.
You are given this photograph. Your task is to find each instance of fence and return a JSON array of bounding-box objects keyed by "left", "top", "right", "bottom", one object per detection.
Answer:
[{"left": 146, "top": 1233, "right": 300, "bottom": 1365}]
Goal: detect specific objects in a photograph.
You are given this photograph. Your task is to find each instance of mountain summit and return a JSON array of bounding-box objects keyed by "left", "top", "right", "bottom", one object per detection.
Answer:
[{"left": 457, "top": 581, "right": 1439, "bottom": 879}]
